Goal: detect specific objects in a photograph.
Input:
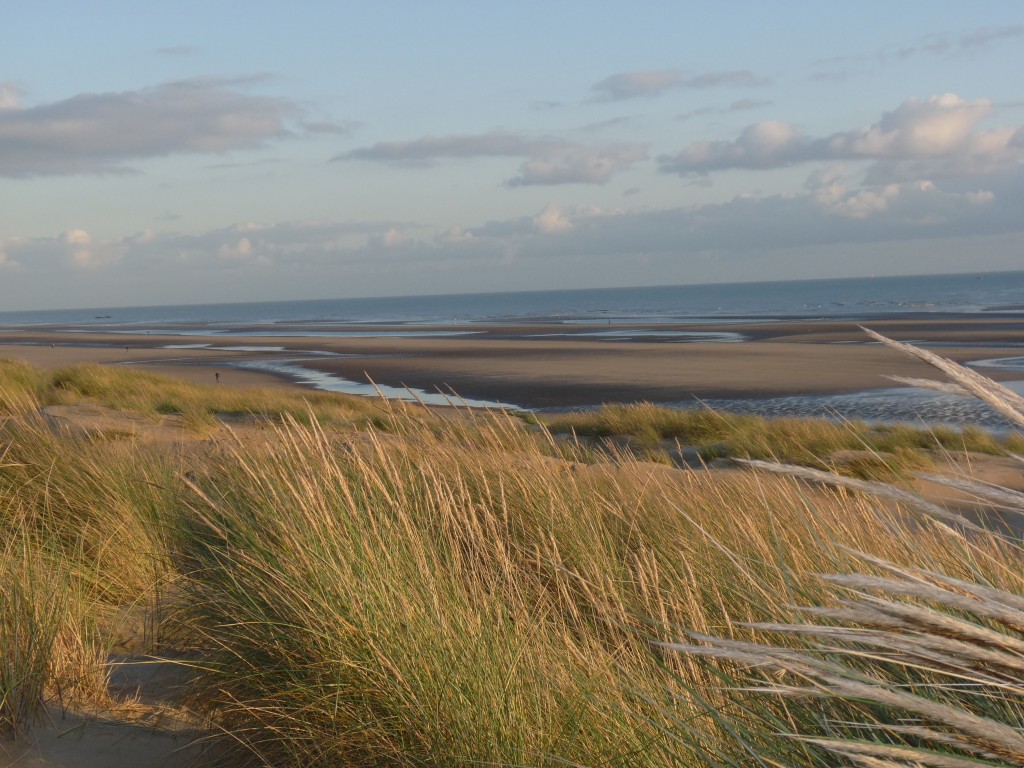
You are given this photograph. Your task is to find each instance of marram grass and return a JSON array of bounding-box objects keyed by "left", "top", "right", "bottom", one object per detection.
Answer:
[
  {"left": 171, "top": 407, "right": 1024, "bottom": 766},
  {"left": 1, "top": 350, "right": 1023, "bottom": 766},
  {"left": 0, "top": 380, "right": 185, "bottom": 734}
]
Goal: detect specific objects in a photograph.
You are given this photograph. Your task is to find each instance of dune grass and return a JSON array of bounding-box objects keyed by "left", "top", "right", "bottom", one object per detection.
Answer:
[
  {"left": 0, "top": 349, "right": 1022, "bottom": 765},
  {"left": 0, "top": 521, "right": 65, "bottom": 738},
  {"left": 0, "top": 358, "right": 380, "bottom": 432},
  {"left": 169, "top": 403, "right": 1024, "bottom": 766},
  {"left": 0, "top": 385, "right": 180, "bottom": 733},
  {"left": 546, "top": 401, "right": 1024, "bottom": 478}
]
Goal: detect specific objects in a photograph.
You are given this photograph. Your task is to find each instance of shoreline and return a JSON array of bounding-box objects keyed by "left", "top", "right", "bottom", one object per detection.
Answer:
[{"left": 2, "top": 316, "right": 1023, "bottom": 412}]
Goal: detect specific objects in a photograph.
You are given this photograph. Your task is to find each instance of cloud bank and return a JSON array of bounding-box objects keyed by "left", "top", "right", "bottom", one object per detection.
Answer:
[
  {"left": 4, "top": 169, "right": 1016, "bottom": 278},
  {"left": 659, "top": 94, "right": 1024, "bottom": 183},
  {"left": 1, "top": 155, "right": 1020, "bottom": 310},
  {"left": 0, "top": 78, "right": 296, "bottom": 177}
]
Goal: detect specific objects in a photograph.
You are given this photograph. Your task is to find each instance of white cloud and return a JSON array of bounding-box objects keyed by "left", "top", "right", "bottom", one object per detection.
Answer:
[
  {"left": 0, "top": 78, "right": 298, "bottom": 177},
  {"left": 829, "top": 94, "right": 990, "bottom": 157},
  {"left": 64, "top": 228, "right": 95, "bottom": 268},
  {"left": 533, "top": 203, "right": 575, "bottom": 234},
  {"left": 381, "top": 228, "right": 406, "bottom": 247},
  {"left": 218, "top": 237, "right": 253, "bottom": 260},
  {"left": 60, "top": 228, "right": 126, "bottom": 269},
  {"left": 64, "top": 228, "right": 91, "bottom": 246},
  {"left": 804, "top": 163, "right": 846, "bottom": 190},
  {"left": 0, "top": 82, "right": 22, "bottom": 110},
  {"left": 343, "top": 131, "right": 538, "bottom": 162},
  {"left": 591, "top": 71, "right": 682, "bottom": 100},
  {"left": 436, "top": 226, "right": 474, "bottom": 243},
  {"left": 822, "top": 183, "right": 903, "bottom": 219},
  {"left": 804, "top": 164, "right": 847, "bottom": 207},
  {"left": 660, "top": 94, "right": 1023, "bottom": 184}
]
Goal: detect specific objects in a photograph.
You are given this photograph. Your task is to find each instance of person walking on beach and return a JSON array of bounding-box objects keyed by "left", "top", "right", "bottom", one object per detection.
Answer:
[{"left": 215, "top": 371, "right": 220, "bottom": 383}]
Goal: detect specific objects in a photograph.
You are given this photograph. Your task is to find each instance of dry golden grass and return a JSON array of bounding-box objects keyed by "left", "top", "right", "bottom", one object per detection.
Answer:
[
  {"left": 170, "top": 404, "right": 1024, "bottom": 766},
  {"left": 1, "top": 350, "right": 1022, "bottom": 766},
  {"left": 1, "top": 358, "right": 380, "bottom": 432}
]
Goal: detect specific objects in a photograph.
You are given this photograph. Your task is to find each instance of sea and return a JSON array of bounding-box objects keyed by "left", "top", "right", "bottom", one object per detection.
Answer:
[
  {"left": 2, "top": 270, "right": 1024, "bottom": 428},
  {"left": 2, "top": 270, "right": 1024, "bottom": 328}
]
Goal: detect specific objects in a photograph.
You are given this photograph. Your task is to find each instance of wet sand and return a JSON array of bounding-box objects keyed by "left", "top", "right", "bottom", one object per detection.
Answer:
[{"left": 1, "top": 316, "right": 1023, "bottom": 409}]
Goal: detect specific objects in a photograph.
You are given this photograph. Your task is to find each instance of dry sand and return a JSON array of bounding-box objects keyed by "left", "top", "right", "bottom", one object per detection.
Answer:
[{"left": 0, "top": 710, "right": 201, "bottom": 768}]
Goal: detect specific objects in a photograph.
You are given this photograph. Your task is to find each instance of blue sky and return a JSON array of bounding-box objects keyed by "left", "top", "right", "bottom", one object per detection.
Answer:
[{"left": 2, "top": 1, "right": 1023, "bottom": 310}]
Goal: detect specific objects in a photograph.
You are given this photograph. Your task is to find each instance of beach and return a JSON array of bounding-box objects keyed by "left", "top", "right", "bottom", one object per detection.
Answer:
[
  {"left": 3, "top": 313, "right": 1024, "bottom": 768},
  {"left": 2, "top": 316, "right": 1023, "bottom": 410}
]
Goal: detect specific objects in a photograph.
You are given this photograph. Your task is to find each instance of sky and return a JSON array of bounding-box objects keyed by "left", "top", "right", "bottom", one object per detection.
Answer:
[{"left": 1, "top": 1, "right": 1023, "bottom": 311}]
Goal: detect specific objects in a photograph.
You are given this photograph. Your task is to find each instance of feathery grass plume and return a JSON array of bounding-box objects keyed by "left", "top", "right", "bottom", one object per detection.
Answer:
[
  {"left": 662, "top": 330, "right": 1024, "bottom": 767},
  {"left": 736, "top": 458, "right": 984, "bottom": 532},
  {"left": 886, "top": 376, "right": 972, "bottom": 397},
  {"left": 662, "top": 553, "right": 1024, "bottom": 767},
  {"left": 914, "top": 473, "right": 1024, "bottom": 513},
  {"left": 863, "top": 326, "right": 1024, "bottom": 430}
]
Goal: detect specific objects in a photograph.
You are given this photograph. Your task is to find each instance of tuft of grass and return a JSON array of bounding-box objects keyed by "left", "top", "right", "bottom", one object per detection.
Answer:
[
  {"left": 0, "top": 385, "right": 182, "bottom": 732},
  {"left": 0, "top": 481, "right": 115, "bottom": 737},
  {"left": 0, "top": 530, "right": 66, "bottom": 738},
  {"left": 172, "top": 415, "right": 674, "bottom": 766}
]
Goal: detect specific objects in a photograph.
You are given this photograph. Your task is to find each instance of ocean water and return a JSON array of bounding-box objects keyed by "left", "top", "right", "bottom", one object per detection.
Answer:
[{"left": 2, "top": 270, "right": 1024, "bottom": 327}]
